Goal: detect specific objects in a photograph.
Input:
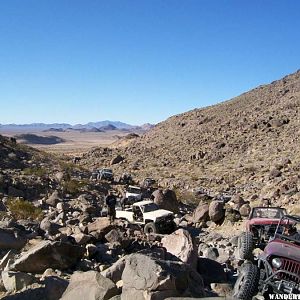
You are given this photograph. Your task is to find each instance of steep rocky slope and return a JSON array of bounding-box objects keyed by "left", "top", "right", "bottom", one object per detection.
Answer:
[{"left": 82, "top": 70, "right": 300, "bottom": 204}]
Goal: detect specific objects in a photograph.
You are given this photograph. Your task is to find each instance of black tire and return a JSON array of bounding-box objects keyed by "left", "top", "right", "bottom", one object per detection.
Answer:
[
  {"left": 238, "top": 232, "right": 254, "bottom": 260},
  {"left": 144, "top": 222, "right": 157, "bottom": 234},
  {"left": 233, "top": 263, "right": 259, "bottom": 300}
]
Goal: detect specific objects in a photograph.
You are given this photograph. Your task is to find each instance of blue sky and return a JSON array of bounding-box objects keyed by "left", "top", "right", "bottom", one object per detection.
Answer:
[{"left": 0, "top": 0, "right": 300, "bottom": 125}]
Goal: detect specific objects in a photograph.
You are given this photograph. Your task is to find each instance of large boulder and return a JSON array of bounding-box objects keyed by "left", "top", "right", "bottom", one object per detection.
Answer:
[
  {"left": 121, "top": 253, "right": 205, "bottom": 300},
  {"left": 13, "top": 241, "right": 84, "bottom": 273},
  {"left": 0, "top": 228, "right": 27, "bottom": 250},
  {"left": 208, "top": 201, "right": 225, "bottom": 223},
  {"left": 161, "top": 229, "right": 197, "bottom": 266},
  {"left": 192, "top": 202, "right": 209, "bottom": 223},
  {"left": 152, "top": 189, "right": 179, "bottom": 213},
  {"left": 61, "top": 270, "right": 118, "bottom": 300},
  {"left": 2, "top": 270, "right": 35, "bottom": 292},
  {"left": 87, "top": 217, "right": 114, "bottom": 240},
  {"left": 197, "top": 258, "right": 227, "bottom": 285},
  {"left": 239, "top": 203, "right": 251, "bottom": 217},
  {"left": 110, "top": 155, "right": 124, "bottom": 165},
  {"left": 44, "top": 276, "right": 69, "bottom": 300}
]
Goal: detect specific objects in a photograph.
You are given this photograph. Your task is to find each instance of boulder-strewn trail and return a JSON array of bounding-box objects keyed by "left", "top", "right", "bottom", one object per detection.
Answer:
[{"left": 1, "top": 69, "right": 300, "bottom": 299}]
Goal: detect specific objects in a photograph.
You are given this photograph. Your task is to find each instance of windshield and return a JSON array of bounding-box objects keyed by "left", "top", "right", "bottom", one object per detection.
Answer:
[
  {"left": 142, "top": 203, "right": 159, "bottom": 213},
  {"left": 102, "top": 169, "right": 112, "bottom": 173},
  {"left": 276, "top": 218, "right": 300, "bottom": 243},
  {"left": 128, "top": 187, "right": 141, "bottom": 194},
  {"left": 252, "top": 208, "right": 285, "bottom": 219}
]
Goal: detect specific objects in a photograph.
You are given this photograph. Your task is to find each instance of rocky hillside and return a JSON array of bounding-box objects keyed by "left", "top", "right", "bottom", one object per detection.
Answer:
[{"left": 82, "top": 70, "right": 300, "bottom": 204}]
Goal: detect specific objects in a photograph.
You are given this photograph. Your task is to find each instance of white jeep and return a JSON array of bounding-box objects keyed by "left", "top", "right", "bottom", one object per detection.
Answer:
[
  {"left": 125, "top": 185, "right": 142, "bottom": 201},
  {"left": 116, "top": 200, "right": 176, "bottom": 234}
]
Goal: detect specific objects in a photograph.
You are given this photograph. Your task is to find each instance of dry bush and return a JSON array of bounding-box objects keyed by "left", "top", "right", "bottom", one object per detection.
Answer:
[{"left": 7, "top": 198, "right": 43, "bottom": 220}]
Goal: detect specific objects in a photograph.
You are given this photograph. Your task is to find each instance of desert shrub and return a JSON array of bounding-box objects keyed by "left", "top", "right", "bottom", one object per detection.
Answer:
[
  {"left": 23, "top": 167, "right": 48, "bottom": 177},
  {"left": 62, "top": 179, "right": 87, "bottom": 195},
  {"left": 7, "top": 198, "right": 43, "bottom": 220}
]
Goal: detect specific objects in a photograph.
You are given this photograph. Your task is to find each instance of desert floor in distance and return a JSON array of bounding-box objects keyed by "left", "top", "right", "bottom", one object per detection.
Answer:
[{"left": 0, "top": 129, "right": 130, "bottom": 155}]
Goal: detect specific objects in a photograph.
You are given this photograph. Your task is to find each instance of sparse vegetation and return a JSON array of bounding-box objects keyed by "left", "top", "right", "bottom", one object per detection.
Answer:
[
  {"left": 61, "top": 179, "right": 88, "bottom": 195},
  {"left": 23, "top": 167, "right": 48, "bottom": 177},
  {"left": 7, "top": 198, "right": 43, "bottom": 220}
]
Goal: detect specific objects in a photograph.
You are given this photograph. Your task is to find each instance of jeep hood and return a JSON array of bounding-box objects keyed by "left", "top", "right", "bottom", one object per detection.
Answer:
[
  {"left": 263, "top": 239, "right": 300, "bottom": 262},
  {"left": 144, "top": 209, "right": 173, "bottom": 220}
]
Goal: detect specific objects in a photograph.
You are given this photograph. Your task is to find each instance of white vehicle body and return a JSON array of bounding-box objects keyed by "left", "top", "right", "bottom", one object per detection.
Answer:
[
  {"left": 125, "top": 185, "right": 142, "bottom": 201},
  {"left": 116, "top": 200, "right": 173, "bottom": 224}
]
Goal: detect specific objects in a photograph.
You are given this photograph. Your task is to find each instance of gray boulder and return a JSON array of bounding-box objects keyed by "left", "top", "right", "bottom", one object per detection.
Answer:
[
  {"left": 121, "top": 253, "right": 205, "bottom": 300},
  {"left": 152, "top": 189, "right": 179, "bottom": 213},
  {"left": 13, "top": 241, "right": 84, "bottom": 273},
  {"left": 61, "top": 270, "right": 118, "bottom": 300},
  {"left": 161, "top": 229, "right": 197, "bottom": 266},
  {"left": 44, "top": 276, "right": 69, "bottom": 300},
  {"left": 2, "top": 270, "right": 35, "bottom": 292}
]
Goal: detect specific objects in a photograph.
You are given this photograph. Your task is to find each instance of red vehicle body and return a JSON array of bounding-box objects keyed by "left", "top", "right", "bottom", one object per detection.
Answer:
[
  {"left": 238, "top": 207, "right": 287, "bottom": 260},
  {"left": 234, "top": 215, "right": 300, "bottom": 299}
]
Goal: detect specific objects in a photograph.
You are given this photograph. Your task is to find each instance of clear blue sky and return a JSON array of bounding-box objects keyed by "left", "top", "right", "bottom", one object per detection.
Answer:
[{"left": 0, "top": 0, "right": 300, "bottom": 125}]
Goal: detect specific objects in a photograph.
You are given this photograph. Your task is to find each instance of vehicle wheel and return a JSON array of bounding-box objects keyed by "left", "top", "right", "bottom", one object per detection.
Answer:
[
  {"left": 238, "top": 232, "right": 254, "bottom": 260},
  {"left": 144, "top": 222, "right": 157, "bottom": 234},
  {"left": 233, "top": 263, "right": 259, "bottom": 300}
]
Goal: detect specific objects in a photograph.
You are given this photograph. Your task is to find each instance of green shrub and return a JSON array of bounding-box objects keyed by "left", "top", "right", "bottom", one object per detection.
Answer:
[
  {"left": 23, "top": 167, "right": 47, "bottom": 177},
  {"left": 62, "top": 179, "right": 87, "bottom": 195},
  {"left": 7, "top": 198, "right": 43, "bottom": 220}
]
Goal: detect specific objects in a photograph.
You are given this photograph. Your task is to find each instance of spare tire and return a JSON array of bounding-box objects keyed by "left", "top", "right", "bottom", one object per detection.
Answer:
[
  {"left": 238, "top": 232, "right": 254, "bottom": 260},
  {"left": 233, "top": 262, "right": 259, "bottom": 300},
  {"left": 144, "top": 222, "right": 157, "bottom": 234}
]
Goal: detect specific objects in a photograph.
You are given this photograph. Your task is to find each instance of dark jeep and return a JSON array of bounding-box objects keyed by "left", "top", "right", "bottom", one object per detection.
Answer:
[
  {"left": 233, "top": 215, "right": 300, "bottom": 299},
  {"left": 238, "top": 207, "right": 287, "bottom": 260},
  {"left": 98, "top": 168, "right": 114, "bottom": 182}
]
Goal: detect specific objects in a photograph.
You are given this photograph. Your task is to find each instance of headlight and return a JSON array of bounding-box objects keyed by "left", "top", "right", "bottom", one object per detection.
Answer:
[{"left": 272, "top": 258, "right": 282, "bottom": 269}]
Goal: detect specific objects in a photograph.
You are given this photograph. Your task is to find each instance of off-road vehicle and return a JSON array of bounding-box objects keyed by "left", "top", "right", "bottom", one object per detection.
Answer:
[
  {"left": 116, "top": 200, "right": 176, "bottom": 234},
  {"left": 233, "top": 215, "right": 300, "bottom": 299},
  {"left": 98, "top": 168, "right": 114, "bottom": 182},
  {"left": 125, "top": 185, "right": 143, "bottom": 202},
  {"left": 118, "top": 173, "right": 133, "bottom": 185},
  {"left": 237, "top": 207, "right": 287, "bottom": 260},
  {"left": 142, "top": 178, "right": 156, "bottom": 189}
]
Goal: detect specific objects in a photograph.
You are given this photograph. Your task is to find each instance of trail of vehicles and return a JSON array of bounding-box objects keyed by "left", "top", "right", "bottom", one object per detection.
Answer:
[
  {"left": 234, "top": 215, "right": 300, "bottom": 299},
  {"left": 116, "top": 200, "right": 176, "bottom": 234},
  {"left": 237, "top": 207, "right": 287, "bottom": 260}
]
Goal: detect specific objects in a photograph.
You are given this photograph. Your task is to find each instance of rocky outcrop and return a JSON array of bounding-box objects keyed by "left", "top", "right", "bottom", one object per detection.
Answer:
[
  {"left": 161, "top": 229, "right": 197, "bottom": 266},
  {"left": 121, "top": 253, "right": 205, "bottom": 300},
  {"left": 61, "top": 271, "right": 118, "bottom": 300},
  {"left": 13, "top": 241, "right": 84, "bottom": 273}
]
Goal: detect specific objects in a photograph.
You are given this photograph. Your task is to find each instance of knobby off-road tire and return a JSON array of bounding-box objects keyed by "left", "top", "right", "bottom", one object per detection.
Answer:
[
  {"left": 233, "top": 263, "right": 259, "bottom": 300},
  {"left": 238, "top": 232, "right": 254, "bottom": 260},
  {"left": 144, "top": 222, "right": 157, "bottom": 234}
]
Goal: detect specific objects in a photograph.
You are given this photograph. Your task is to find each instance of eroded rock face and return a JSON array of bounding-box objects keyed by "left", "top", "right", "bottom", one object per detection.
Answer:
[
  {"left": 121, "top": 253, "right": 205, "bottom": 300},
  {"left": 161, "top": 229, "right": 197, "bottom": 266},
  {"left": 61, "top": 270, "right": 118, "bottom": 300},
  {"left": 13, "top": 241, "right": 84, "bottom": 273}
]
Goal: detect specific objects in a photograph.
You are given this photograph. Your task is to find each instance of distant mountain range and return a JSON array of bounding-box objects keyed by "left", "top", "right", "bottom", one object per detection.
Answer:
[{"left": 0, "top": 120, "right": 155, "bottom": 132}]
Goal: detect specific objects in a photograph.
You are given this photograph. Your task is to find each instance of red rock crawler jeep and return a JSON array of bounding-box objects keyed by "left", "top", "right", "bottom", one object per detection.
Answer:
[
  {"left": 238, "top": 207, "right": 287, "bottom": 260},
  {"left": 233, "top": 215, "right": 300, "bottom": 299}
]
